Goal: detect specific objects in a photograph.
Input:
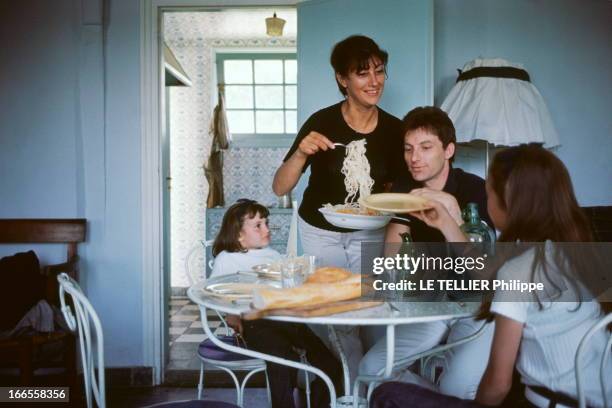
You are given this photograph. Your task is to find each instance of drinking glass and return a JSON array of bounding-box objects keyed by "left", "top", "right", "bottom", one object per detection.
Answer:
[
  {"left": 281, "top": 257, "right": 305, "bottom": 288},
  {"left": 301, "top": 254, "right": 318, "bottom": 276}
]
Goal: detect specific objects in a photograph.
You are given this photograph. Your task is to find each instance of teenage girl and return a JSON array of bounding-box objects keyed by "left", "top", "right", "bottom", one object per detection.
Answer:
[
  {"left": 371, "top": 144, "right": 611, "bottom": 407},
  {"left": 211, "top": 199, "right": 342, "bottom": 408}
]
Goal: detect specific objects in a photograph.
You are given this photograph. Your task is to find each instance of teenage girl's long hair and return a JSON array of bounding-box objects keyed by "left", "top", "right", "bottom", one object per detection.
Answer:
[
  {"left": 478, "top": 144, "right": 610, "bottom": 318},
  {"left": 212, "top": 199, "right": 270, "bottom": 257}
]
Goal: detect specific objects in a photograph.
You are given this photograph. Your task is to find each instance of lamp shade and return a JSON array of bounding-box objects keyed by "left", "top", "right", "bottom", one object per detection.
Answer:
[
  {"left": 441, "top": 58, "right": 560, "bottom": 148},
  {"left": 266, "top": 13, "right": 286, "bottom": 37}
]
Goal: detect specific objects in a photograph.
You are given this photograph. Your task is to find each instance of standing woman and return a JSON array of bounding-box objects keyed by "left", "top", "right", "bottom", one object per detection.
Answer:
[
  {"left": 273, "top": 35, "right": 403, "bottom": 272},
  {"left": 272, "top": 35, "right": 404, "bottom": 383}
]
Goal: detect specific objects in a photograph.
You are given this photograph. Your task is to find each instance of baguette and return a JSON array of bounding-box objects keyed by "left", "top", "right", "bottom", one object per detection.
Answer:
[
  {"left": 305, "top": 266, "right": 352, "bottom": 284},
  {"left": 252, "top": 274, "right": 362, "bottom": 310}
]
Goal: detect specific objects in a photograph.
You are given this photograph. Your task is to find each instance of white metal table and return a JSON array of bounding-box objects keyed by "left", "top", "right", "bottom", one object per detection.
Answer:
[{"left": 187, "top": 274, "right": 480, "bottom": 408}]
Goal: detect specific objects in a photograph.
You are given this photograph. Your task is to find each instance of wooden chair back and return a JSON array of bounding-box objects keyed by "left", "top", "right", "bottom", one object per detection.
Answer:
[{"left": 0, "top": 218, "right": 86, "bottom": 385}]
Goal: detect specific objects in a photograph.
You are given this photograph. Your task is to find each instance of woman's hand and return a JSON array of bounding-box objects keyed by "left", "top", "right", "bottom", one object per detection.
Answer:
[
  {"left": 295, "top": 131, "right": 335, "bottom": 157},
  {"left": 225, "top": 314, "right": 243, "bottom": 335},
  {"left": 410, "top": 188, "right": 463, "bottom": 225},
  {"left": 274, "top": 130, "right": 334, "bottom": 195},
  {"left": 410, "top": 199, "right": 467, "bottom": 242}
]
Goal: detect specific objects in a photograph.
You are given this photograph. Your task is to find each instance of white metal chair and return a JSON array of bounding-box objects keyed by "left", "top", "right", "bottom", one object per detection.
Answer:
[
  {"left": 57, "top": 272, "right": 105, "bottom": 408},
  {"left": 362, "top": 319, "right": 490, "bottom": 402},
  {"left": 184, "top": 240, "right": 271, "bottom": 407},
  {"left": 575, "top": 312, "right": 612, "bottom": 408}
]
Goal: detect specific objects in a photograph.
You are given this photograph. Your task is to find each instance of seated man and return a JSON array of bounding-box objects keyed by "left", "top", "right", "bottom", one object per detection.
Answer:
[{"left": 359, "top": 106, "right": 495, "bottom": 399}]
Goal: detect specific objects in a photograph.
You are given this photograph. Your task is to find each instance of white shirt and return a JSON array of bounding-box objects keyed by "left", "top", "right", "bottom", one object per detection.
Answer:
[
  {"left": 211, "top": 247, "right": 282, "bottom": 278},
  {"left": 491, "top": 243, "right": 610, "bottom": 407}
]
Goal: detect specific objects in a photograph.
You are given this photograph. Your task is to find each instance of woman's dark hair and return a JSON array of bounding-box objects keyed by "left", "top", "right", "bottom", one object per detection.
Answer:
[
  {"left": 477, "top": 144, "right": 610, "bottom": 318},
  {"left": 330, "top": 35, "right": 388, "bottom": 96},
  {"left": 402, "top": 106, "right": 456, "bottom": 149},
  {"left": 212, "top": 199, "right": 270, "bottom": 257}
]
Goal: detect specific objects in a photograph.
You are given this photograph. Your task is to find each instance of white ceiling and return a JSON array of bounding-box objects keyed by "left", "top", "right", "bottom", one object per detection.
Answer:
[{"left": 164, "top": 9, "right": 297, "bottom": 41}]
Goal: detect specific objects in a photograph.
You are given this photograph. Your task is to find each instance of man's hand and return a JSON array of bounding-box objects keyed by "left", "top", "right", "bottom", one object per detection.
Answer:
[
  {"left": 410, "top": 188, "right": 463, "bottom": 225},
  {"left": 295, "top": 131, "right": 336, "bottom": 158},
  {"left": 225, "top": 314, "right": 243, "bottom": 335}
]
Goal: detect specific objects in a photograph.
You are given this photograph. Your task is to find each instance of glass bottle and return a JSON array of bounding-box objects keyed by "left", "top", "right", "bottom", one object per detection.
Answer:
[
  {"left": 394, "top": 232, "right": 417, "bottom": 300},
  {"left": 460, "top": 203, "right": 495, "bottom": 243}
]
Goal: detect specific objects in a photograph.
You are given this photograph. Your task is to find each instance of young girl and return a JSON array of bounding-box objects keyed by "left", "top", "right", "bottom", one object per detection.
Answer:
[
  {"left": 211, "top": 199, "right": 342, "bottom": 408},
  {"left": 371, "top": 145, "right": 611, "bottom": 407}
]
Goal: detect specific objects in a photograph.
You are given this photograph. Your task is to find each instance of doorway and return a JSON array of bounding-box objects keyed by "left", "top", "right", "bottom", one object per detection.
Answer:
[{"left": 161, "top": 7, "right": 297, "bottom": 384}]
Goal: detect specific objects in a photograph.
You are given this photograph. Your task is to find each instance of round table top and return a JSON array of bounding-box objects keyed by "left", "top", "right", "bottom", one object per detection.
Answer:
[{"left": 187, "top": 274, "right": 480, "bottom": 326}]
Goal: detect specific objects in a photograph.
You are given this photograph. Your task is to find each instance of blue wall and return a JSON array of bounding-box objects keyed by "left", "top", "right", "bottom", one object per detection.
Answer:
[
  {"left": 435, "top": 0, "right": 612, "bottom": 205},
  {"left": 0, "top": 1, "right": 79, "bottom": 219},
  {"left": 0, "top": 0, "right": 144, "bottom": 366}
]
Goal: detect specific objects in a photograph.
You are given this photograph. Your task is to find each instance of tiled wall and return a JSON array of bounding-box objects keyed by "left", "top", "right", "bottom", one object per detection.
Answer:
[{"left": 223, "top": 147, "right": 287, "bottom": 207}]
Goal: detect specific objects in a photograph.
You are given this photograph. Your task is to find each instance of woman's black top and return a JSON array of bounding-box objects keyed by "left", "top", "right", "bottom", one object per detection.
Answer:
[{"left": 284, "top": 102, "right": 404, "bottom": 232}]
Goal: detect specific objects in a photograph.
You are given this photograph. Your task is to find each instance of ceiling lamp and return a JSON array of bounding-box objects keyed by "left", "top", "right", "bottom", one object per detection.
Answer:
[{"left": 266, "top": 12, "right": 286, "bottom": 37}]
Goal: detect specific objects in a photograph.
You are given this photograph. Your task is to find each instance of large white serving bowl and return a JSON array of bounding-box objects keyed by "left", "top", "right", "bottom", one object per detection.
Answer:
[{"left": 318, "top": 207, "right": 393, "bottom": 230}]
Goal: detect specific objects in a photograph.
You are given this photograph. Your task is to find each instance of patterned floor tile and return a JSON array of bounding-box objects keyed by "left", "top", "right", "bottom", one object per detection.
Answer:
[
  {"left": 175, "top": 334, "right": 207, "bottom": 343},
  {"left": 170, "top": 320, "right": 193, "bottom": 328},
  {"left": 169, "top": 327, "right": 187, "bottom": 335},
  {"left": 170, "top": 315, "right": 198, "bottom": 322}
]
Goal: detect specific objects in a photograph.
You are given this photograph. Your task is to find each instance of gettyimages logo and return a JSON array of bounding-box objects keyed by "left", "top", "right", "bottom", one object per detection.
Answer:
[{"left": 360, "top": 242, "right": 612, "bottom": 303}]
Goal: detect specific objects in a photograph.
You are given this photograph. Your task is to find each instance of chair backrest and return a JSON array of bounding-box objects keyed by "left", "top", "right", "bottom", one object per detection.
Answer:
[
  {"left": 184, "top": 240, "right": 231, "bottom": 332},
  {"left": 184, "top": 240, "right": 214, "bottom": 286},
  {"left": 575, "top": 312, "right": 612, "bottom": 408},
  {"left": 0, "top": 218, "right": 86, "bottom": 303},
  {"left": 58, "top": 273, "right": 105, "bottom": 408}
]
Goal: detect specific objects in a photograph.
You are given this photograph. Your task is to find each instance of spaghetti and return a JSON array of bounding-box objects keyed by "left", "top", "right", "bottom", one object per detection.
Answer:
[{"left": 341, "top": 139, "right": 374, "bottom": 205}]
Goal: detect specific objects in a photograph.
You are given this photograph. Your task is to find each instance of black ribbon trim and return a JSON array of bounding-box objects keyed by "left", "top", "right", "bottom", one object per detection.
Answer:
[
  {"left": 527, "top": 386, "right": 579, "bottom": 408},
  {"left": 456, "top": 66, "right": 531, "bottom": 83}
]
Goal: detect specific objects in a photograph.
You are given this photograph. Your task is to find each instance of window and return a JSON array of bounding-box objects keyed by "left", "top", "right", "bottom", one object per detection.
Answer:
[{"left": 217, "top": 53, "right": 297, "bottom": 147}]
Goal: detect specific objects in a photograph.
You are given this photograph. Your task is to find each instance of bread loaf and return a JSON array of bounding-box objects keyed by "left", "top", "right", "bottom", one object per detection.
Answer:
[
  {"left": 252, "top": 274, "right": 362, "bottom": 310},
  {"left": 305, "top": 266, "right": 352, "bottom": 284}
]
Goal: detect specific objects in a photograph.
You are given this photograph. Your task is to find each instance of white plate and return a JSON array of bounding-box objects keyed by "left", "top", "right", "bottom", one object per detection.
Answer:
[
  {"left": 319, "top": 207, "right": 392, "bottom": 230},
  {"left": 203, "top": 282, "right": 271, "bottom": 300},
  {"left": 360, "top": 193, "right": 432, "bottom": 213},
  {"left": 251, "top": 263, "right": 281, "bottom": 280}
]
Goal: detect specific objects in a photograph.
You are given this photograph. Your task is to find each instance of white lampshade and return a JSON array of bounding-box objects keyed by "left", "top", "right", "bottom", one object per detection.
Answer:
[{"left": 441, "top": 58, "right": 560, "bottom": 148}]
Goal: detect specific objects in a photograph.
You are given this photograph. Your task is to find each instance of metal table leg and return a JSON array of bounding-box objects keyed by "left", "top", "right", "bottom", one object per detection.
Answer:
[
  {"left": 352, "top": 324, "right": 396, "bottom": 408},
  {"left": 327, "top": 325, "right": 351, "bottom": 396}
]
